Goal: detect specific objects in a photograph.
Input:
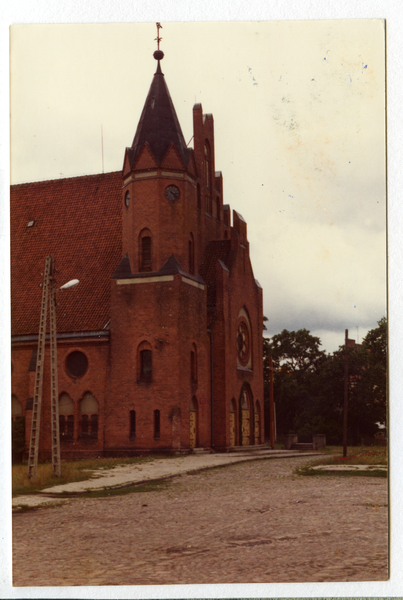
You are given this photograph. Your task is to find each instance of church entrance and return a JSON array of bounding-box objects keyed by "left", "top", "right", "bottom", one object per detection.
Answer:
[{"left": 190, "top": 396, "right": 197, "bottom": 449}]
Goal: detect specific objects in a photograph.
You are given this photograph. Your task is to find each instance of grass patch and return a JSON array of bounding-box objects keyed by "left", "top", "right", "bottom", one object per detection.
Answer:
[
  {"left": 295, "top": 447, "right": 387, "bottom": 478},
  {"left": 12, "top": 454, "right": 179, "bottom": 496},
  {"left": 296, "top": 464, "right": 387, "bottom": 478},
  {"left": 78, "top": 478, "right": 171, "bottom": 498}
]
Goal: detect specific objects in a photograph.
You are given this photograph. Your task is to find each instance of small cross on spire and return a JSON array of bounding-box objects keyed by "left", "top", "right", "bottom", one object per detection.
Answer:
[{"left": 155, "top": 22, "right": 163, "bottom": 50}]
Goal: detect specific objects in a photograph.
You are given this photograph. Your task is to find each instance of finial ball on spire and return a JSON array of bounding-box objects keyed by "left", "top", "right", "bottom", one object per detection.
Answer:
[{"left": 153, "top": 50, "right": 164, "bottom": 61}]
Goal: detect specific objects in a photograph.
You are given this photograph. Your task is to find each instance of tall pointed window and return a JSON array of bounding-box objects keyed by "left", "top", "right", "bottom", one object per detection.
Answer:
[
  {"left": 79, "top": 393, "right": 98, "bottom": 439},
  {"left": 138, "top": 341, "right": 152, "bottom": 382},
  {"left": 139, "top": 229, "right": 152, "bottom": 272},
  {"left": 59, "top": 393, "right": 74, "bottom": 439}
]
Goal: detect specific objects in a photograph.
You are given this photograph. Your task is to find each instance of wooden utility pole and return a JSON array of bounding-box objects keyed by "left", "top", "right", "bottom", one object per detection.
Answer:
[
  {"left": 268, "top": 356, "right": 276, "bottom": 449},
  {"left": 343, "top": 328, "right": 349, "bottom": 458}
]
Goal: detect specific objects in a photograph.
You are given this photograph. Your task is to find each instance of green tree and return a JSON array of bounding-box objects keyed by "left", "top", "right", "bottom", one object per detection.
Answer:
[
  {"left": 314, "top": 318, "right": 387, "bottom": 445},
  {"left": 263, "top": 328, "right": 326, "bottom": 438}
]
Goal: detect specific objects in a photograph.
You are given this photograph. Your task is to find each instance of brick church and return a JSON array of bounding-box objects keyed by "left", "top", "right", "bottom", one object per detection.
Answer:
[{"left": 11, "top": 44, "right": 264, "bottom": 458}]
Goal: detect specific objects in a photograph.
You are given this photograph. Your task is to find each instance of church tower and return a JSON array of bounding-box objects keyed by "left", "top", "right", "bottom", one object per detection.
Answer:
[{"left": 105, "top": 29, "right": 264, "bottom": 453}]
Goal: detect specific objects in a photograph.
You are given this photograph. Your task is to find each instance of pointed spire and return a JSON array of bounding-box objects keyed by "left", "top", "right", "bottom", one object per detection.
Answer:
[{"left": 127, "top": 24, "right": 191, "bottom": 169}]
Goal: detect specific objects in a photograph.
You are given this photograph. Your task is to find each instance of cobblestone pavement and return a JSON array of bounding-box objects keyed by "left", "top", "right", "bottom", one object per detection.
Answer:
[{"left": 12, "top": 456, "right": 388, "bottom": 586}]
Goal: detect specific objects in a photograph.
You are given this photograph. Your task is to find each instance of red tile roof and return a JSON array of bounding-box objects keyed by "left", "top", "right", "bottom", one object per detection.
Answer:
[{"left": 11, "top": 171, "right": 122, "bottom": 336}]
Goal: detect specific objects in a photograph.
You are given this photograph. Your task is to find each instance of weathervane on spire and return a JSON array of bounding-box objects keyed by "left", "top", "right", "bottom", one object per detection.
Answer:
[{"left": 153, "top": 23, "right": 164, "bottom": 63}]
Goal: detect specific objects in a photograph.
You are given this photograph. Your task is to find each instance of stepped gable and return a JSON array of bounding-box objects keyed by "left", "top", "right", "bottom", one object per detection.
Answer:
[
  {"left": 11, "top": 171, "right": 122, "bottom": 336},
  {"left": 127, "top": 61, "right": 191, "bottom": 169},
  {"left": 199, "top": 240, "right": 234, "bottom": 307}
]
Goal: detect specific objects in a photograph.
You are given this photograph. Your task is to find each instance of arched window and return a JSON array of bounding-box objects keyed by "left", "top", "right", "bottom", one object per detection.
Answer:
[
  {"left": 79, "top": 393, "right": 98, "bottom": 438},
  {"left": 139, "top": 229, "right": 152, "bottom": 272},
  {"left": 191, "top": 344, "right": 197, "bottom": 383},
  {"left": 154, "top": 409, "right": 160, "bottom": 440},
  {"left": 138, "top": 341, "right": 152, "bottom": 382},
  {"left": 130, "top": 410, "right": 136, "bottom": 439},
  {"left": 188, "top": 233, "right": 195, "bottom": 275},
  {"left": 59, "top": 393, "right": 74, "bottom": 439}
]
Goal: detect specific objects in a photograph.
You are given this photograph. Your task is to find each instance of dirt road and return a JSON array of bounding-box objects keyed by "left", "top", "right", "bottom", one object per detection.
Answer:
[{"left": 12, "top": 456, "right": 388, "bottom": 586}]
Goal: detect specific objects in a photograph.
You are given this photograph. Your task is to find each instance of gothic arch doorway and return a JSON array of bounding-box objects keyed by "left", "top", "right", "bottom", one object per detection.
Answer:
[
  {"left": 190, "top": 396, "right": 198, "bottom": 449},
  {"left": 229, "top": 398, "right": 237, "bottom": 447},
  {"left": 239, "top": 385, "right": 253, "bottom": 446},
  {"left": 254, "top": 400, "right": 261, "bottom": 445}
]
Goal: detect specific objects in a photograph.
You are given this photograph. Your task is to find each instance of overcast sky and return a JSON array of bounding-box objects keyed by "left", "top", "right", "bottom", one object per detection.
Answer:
[{"left": 10, "top": 21, "right": 386, "bottom": 354}]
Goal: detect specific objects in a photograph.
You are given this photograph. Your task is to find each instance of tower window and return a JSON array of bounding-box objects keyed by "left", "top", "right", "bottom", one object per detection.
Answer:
[
  {"left": 139, "top": 230, "right": 153, "bottom": 273},
  {"left": 216, "top": 197, "right": 220, "bottom": 222},
  {"left": 141, "top": 236, "right": 152, "bottom": 271},
  {"left": 154, "top": 409, "right": 160, "bottom": 439},
  {"left": 140, "top": 349, "right": 152, "bottom": 381}
]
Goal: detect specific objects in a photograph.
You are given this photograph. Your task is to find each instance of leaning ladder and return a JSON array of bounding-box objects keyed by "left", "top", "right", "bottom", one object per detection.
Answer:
[
  {"left": 49, "top": 260, "right": 61, "bottom": 477},
  {"left": 27, "top": 256, "right": 61, "bottom": 480}
]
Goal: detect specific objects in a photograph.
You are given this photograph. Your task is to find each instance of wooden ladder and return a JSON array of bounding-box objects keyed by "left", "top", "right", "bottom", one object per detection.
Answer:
[{"left": 27, "top": 256, "right": 61, "bottom": 480}]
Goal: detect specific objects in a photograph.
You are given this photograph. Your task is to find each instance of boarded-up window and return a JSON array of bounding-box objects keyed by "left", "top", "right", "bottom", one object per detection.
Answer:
[
  {"left": 79, "top": 393, "right": 98, "bottom": 438},
  {"left": 59, "top": 393, "right": 74, "bottom": 416}
]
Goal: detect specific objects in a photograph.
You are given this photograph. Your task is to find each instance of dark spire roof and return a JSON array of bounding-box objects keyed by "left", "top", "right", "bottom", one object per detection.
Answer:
[{"left": 127, "top": 58, "right": 191, "bottom": 169}]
